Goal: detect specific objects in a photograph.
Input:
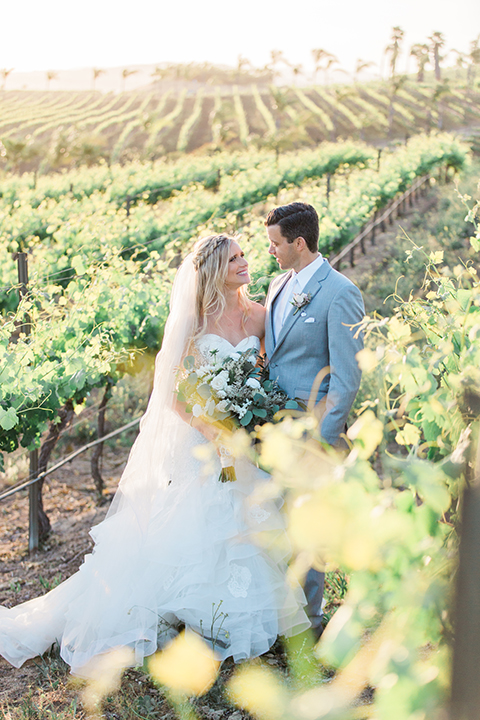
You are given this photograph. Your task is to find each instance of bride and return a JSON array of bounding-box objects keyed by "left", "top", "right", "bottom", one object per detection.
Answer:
[{"left": 0, "top": 234, "right": 309, "bottom": 678}]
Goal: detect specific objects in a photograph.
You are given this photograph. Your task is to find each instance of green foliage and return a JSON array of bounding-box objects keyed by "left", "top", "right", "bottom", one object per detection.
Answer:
[
  {"left": 0, "top": 140, "right": 376, "bottom": 307},
  {"left": 3, "top": 157, "right": 479, "bottom": 720},
  {"left": 221, "top": 360, "right": 460, "bottom": 719},
  {"left": 0, "top": 134, "right": 470, "bottom": 466},
  {"left": 0, "top": 250, "right": 172, "bottom": 460},
  {"left": 359, "top": 241, "right": 480, "bottom": 461}
]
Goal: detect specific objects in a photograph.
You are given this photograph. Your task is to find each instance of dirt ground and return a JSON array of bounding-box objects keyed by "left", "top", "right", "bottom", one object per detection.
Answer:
[
  {"left": 0, "top": 450, "right": 128, "bottom": 710},
  {"left": 0, "top": 185, "right": 446, "bottom": 715}
]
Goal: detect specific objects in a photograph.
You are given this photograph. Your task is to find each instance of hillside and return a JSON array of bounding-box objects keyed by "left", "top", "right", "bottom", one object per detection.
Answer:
[{"left": 1, "top": 80, "right": 479, "bottom": 172}]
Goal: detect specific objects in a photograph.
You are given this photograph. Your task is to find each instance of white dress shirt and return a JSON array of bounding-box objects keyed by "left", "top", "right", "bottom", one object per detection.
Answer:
[{"left": 273, "top": 253, "right": 325, "bottom": 341}]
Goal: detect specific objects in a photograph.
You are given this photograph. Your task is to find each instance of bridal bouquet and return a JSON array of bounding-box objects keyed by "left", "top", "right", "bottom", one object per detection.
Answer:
[{"left": 176, "top": 347, "right": 300, "bottom": 481}]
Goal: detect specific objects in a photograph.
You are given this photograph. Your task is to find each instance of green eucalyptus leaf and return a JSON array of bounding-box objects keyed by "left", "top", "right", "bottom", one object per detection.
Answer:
[
  {"left": 183, "top": 355, "right": 195, "bottom": 370},
  {"left": 252, "top": 407, "right": 267, "bottom": 418},
  {"left": 197, "top": 383, "right": 212, "bottom": 400},
  {"left": 240, "top": 410, "right": 253, "bottom": 426}
]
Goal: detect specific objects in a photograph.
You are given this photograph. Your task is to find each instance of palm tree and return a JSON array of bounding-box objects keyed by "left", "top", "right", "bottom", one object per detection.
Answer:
[
  {"left": 0, "top": 68, "right": 13, "bottom": 91},
  {"left": 46, "top": 70, "right": 58, "bottom": 90},
  {"left": 410, "top": 44, "right": 430, "bottom": 82},
  {"left": 311, "top": 49, "right": 329, "bottom": 84},
  {"left": 386, "top": 74, "right": 407, "bottom": 137},
  {"left": 385, "top": 26, "right": 405, "bottom": 79},
  {"left": 323, "top": 54, "right": 339, "bottom": 85},
  {"left": 429, "top": 32, "right": 445, "bottom": 81},
  {"left": 121, "top": 68, "right": 138, "bottom": 93},
  {"left": 268, "top": 49, "right": 289, "bottom": 82},
  {"left": 292, "top": 64, "right": 303, "bottom": 86},
  {"left": 354, "top": 59, "right": 375, "bottom": 83},
  {"left": 235, "top": 55, "right": 251, "bottom": 83},
  {"left": 92, "top": 68, "right": 105, "bottom": 91},
  {"left": 452, "top": 50, "right": 468, "bottom": 82},
  {"left": 467, "top": 35, "right": 480, "bottom": 90},
  {"left": 432, "top": 80, "right": 451, "bottom": 129}
]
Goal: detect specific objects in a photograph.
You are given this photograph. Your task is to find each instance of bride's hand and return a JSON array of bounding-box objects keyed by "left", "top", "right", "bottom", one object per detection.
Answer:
[
  {"left": 191, "top": 416, "right": 220, "bottom": 444},
  {"left": 174, "top": 397, "right": 219, "bottom": 442}
]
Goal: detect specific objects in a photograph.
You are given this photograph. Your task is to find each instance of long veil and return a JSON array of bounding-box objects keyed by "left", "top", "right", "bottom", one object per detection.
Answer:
[{"left": 104, "top": 253, "right": 197, "bottom": 528}]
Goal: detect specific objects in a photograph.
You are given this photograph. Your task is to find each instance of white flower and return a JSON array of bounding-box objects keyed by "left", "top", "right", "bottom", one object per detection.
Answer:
[
  {"left": 211, "top": 370, "right": 229, "bottom": 392},
  {"left": 196, "top": 366, "right": 208, "bottom": 379},
  {"left": 291, "top": 292, "right": 312, "bottom": 315},
  {"left": 216, "top": 400, "right": 229, "bottom": 413},
  {"left": 235, "top": 403, "right": 250, "bottom": 419},
  {"left": 217, "top": 390, "right": 226, "bottom": 399},
  {"left": 192, "top": 403, "right": 203, "bottom": 417},
  {"left": 245, "top": 377, "right": 261, "bottom": 390}
]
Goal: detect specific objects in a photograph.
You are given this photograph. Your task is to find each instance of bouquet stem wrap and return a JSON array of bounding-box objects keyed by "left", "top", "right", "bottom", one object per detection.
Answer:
[{"left": 218, "top": 444, "right": 236, "bottom": 483}]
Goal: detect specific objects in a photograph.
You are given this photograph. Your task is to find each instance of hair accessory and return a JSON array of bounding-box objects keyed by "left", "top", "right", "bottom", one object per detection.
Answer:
[{"left": 193, "top": 235, "right": 229, "bottom": 270}]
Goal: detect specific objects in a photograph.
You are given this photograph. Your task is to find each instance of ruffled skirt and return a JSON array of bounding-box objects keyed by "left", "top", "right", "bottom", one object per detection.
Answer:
[{"left": 0, "top": 422, "right": 309, "bottom": 677}]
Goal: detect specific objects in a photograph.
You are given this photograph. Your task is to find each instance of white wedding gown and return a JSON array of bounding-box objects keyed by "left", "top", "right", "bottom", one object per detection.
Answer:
[{"left": 0, "top": 335, "right": 309, "bottom": 677}]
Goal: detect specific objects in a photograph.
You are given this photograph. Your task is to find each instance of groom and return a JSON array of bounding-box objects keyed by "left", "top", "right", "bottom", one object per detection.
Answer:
[{"left": 264, "top": 201, "right": 365, "bottom": 638}]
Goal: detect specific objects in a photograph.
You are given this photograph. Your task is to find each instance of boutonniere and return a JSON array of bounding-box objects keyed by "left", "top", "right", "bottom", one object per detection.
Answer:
[{"left": 290, "top": 292, "right": 312, "bottom": 315}]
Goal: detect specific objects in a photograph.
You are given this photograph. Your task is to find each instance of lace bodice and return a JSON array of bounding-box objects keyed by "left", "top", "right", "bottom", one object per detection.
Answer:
[{"left": 196, "top": 334, "right": 260, "bottom": 362}]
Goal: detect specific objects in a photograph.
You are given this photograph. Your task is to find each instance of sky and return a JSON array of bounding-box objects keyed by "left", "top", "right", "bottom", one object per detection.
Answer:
[{"left": 1, "top": 0, "right": 479, "bottom": 81}]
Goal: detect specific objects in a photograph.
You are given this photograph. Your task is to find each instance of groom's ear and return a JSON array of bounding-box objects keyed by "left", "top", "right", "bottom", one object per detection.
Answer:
[{"left": 295, "top": 236, "right": 307, "bottom": 251}]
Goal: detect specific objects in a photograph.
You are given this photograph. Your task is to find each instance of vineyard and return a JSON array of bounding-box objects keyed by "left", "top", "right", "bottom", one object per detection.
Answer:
[
  {"left": 0, "top": 132, "right": 469, "bottom": 472},
  {"left": 1, "top": 117, "right": 480, "bottom": 718},
  {"left": 1, "top": 80, "right": 480, "bottom": 170}
]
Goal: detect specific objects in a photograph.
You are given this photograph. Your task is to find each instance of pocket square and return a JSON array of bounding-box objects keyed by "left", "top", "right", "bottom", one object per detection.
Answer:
[{"left": 304, "top": 317, "right": 315, "bottom": 323}]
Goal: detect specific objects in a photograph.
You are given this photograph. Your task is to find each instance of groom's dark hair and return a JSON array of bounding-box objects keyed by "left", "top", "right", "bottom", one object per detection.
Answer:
[{"left": 265, "top": 202, "right": 319, "bottom": 253}]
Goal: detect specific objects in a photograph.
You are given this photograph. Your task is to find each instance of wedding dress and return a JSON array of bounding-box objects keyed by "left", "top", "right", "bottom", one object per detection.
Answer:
[{"left": 0, "top": 259, "right": 309, "bottom": 678}]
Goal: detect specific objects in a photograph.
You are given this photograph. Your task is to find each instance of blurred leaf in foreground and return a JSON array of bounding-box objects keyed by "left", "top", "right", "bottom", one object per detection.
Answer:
[
  {"left": 228, "top": 663, "right": 288, "bottom": 720},
  {"left": 148, "top": 630, "right": 220, "bottom": 696},
  {"left": 81, "top": 646, "right": 135, "bottom": 715}
]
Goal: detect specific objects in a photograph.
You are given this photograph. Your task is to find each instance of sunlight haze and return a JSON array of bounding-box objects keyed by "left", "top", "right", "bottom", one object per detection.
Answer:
[{"left": 1, "top": 0, "right": 479, "bottom": 88}]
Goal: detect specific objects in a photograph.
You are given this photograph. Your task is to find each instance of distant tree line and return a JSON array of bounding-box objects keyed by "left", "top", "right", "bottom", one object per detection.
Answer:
[{"left": 1, "top": 31, "right": 479, "bottom": 93}]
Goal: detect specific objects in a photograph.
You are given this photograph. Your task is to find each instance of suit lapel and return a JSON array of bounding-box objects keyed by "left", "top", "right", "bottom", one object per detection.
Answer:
[{"left": 270, "top": 261, "right": 332, "bottom": 357}]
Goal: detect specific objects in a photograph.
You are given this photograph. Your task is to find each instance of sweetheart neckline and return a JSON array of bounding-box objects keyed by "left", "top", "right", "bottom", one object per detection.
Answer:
[{"left": 199, "top": 333, "right": 261, "bottom": 350}]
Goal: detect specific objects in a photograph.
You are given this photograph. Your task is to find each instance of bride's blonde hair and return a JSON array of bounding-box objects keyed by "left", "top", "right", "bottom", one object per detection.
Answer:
[{"left": 192, "top": 234, "right": 249, "bottom": 338}]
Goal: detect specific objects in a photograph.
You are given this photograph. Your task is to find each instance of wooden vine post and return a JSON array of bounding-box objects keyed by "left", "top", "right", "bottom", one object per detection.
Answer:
[
  {"left": 450, "top": 420, "right": 480, "bottom": 720},
  {"left": 17, "top": 252, "right": 40, "bottom": 552},
  {"left": 326, "top": 174, "right": 331, "bottom": 206},
  {"left": 91, "top": 380, "right": 113, "bottom": 502}
]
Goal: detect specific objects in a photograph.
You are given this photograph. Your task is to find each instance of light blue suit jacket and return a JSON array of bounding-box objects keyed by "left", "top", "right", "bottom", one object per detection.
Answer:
[{"left": 265, "top": 261, "right": 364, "bottom": 446}]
